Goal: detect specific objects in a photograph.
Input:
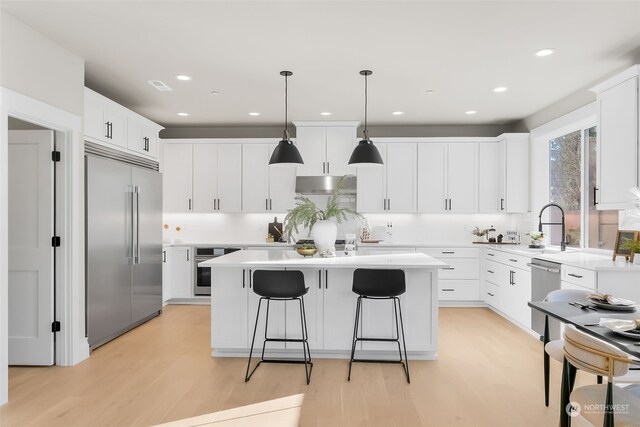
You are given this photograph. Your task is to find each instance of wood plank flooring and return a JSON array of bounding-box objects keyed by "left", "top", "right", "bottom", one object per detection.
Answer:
[{"left": 0, "top": 306, "right": 594, "bottom": 426}]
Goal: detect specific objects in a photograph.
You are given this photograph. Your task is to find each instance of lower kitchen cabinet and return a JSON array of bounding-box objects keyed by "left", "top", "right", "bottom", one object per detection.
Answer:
[
  {"left": 323, "top": 269, "right": 358, "bottom": 351},
  {"left": 162, "top": 247, "right": 171, "bottom": 303},
  {"left": 417, "top": 248, "right": 480, "bottom": 302},
  {"left": 502, "top": 267, "right": 531, "bottom": 328},
  {"left": 169, "top": 247, "right": 193, "bottom": 299},
  {"left": 211, "top": 267, "right": 248, "bottom": 349}
]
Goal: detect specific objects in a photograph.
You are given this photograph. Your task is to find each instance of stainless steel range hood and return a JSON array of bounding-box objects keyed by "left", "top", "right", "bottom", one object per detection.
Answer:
[{"left": 295, "top": 175, "right": 356, "bottom": 195}]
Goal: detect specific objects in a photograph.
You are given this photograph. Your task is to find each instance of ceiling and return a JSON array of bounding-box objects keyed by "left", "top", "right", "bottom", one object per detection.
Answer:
[{"left": 3, "top": 1, "right": 640, "bottom": 128}]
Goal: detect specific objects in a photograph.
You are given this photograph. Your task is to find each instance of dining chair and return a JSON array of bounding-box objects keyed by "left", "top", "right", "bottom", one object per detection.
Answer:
[{"left": 563, "top": 325, "right": 640, "bottom": 427}]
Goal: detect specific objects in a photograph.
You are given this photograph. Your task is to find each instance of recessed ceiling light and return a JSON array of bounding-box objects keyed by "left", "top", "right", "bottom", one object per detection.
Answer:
[
  {"left": 425, "top": 90, "right": 435, "bottom": 94},
  {"left": 249, "top": 112, "right": 260, "bottom": 116},
  {"left": 177, "top": 112, "right": 189, "bottom": 116},
  {"left": 175, "top": 74, "right": 191, "bottom": 81},
  {"left": 465, "top": 110, "right": 477, "bottom": 115},
  {"left": 210, "top": 91, "right": 221, "bottom": 95},
  {"left": 320, "top": 112, "right": 332, "bottom": 116},
  {"left": 493, "top": 86, "right": 508, "bottom": 93},
  {"left": 392, "top": 111, "right": 404, "bottom": 116},
  {"left": 533, "top": 48, "right": 556, "bottom": 57}
]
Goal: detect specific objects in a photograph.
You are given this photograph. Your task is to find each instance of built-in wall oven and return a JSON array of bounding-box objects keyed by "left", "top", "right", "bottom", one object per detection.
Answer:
[{"left": 194, "top": 247, "right": 241, "bottom": 296}]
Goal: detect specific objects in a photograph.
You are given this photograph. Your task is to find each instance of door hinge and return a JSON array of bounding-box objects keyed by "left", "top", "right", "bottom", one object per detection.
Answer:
[
  {"left": 52, "top": 150, "right": 61, "bottom": 162},
  {"left": 52, "top": 236, "right": 61, "bottom": 247},
  {"left": 51, "top": 321, "right": 61, "bottom": 333}
]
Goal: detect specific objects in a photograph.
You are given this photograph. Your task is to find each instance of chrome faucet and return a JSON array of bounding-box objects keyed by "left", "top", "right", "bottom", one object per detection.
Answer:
[{"left": 538, "top": 203, "right": 567, "bottom": 251}]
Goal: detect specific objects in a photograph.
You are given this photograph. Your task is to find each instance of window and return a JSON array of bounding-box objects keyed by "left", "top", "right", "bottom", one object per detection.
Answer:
[{"left": 548, "top": 126, "right": 618, "bottom": 249}]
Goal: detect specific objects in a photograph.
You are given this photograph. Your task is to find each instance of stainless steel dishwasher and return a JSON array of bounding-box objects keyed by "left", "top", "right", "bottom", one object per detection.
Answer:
[{"left": 528, "top": 258, "right": 562, "bottom": 340}]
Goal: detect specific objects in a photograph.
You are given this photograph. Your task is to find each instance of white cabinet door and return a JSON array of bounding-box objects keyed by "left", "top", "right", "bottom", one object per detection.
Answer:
[
  {"left": 503, "top": 267, "right": 531, "bottom": 328},
  {"left": 417, "top": 143, "right": 447, "bottom": 213},
  {"left": 171, "top": 247, "right": 193, "bottom": 298},
  {"left": 268, "top": 144, "right": 296, "bottom": 212},
  {"left": 247, "top": 268, "right": 286, "bottom": 350},
  {"left": 104, "top": 108, "right": 127, "bottom": 148},
  {"left": 242, "top": 144, "right": 270, "bottom": 212},
  {"left": 162, "top": 247, "right": 172, "bottom": 303},
  {"left": 478, "top": 143, "right": 500, "bottom": 213},
  {"left": 285, "top": 268, "right": 324, "bottom": 351},
  {"left": 217, "top": 144, "right": 243, "bottom": 212},
  {"left": 323, "top": 269, "right": 358, "bottom": 351},
  {"left": 356, "top": 161, "right": 385, "bottom": 212},
  {"left": 85, "top": 99, "right": 106, "bottom": 141},
  {"left": 326, "top": 126, "right": 357, "bottom": 177},
  {"left": 192, "top": 144, "right": 218, "bottom": 213},
  {"left": 163, "top": 144, "right": 193, "bottom": 213},
  {"left": 447, "top": 143, "right": 478, "bottom": 213},
  {"left": 386, "top": 143, "right": 417, "bottom": 212},
  {"left": 401, "top": 270, "right": 436, "bottom": 351},
  {"left": 597, "top": 77, "right": 638, "bottom": 209},
  {"left": 126, "top": 118, "right": 145, "bottom": 155},
  {"left": 503, "top": 134, "right": 530, "bottom": 213},
  {"left": 211, "top": 268, "right": 248, "bottom": 349},
  {"left": 295, "top": 127, "right": 326, "bottom": 176},
  {"left": 142, "top": 125, "right": 158, "bottom": 157}
]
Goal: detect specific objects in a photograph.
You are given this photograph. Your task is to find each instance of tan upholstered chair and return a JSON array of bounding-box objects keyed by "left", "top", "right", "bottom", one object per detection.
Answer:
[{"left": 564, "top": 325, "right": 640, "bottom": 427}]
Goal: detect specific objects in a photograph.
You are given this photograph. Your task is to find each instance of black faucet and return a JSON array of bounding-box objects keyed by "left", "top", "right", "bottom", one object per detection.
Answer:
[{"left": 537, "top": 203, "right": 567, "bottom": 251}]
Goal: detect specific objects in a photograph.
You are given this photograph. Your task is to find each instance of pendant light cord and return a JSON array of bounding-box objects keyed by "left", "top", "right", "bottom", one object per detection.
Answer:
[
  {"left": 363, "top": 73, "right": 368, "bottom": 140},
  {"left": 284, "top": 73, "right": 289, "bottom": 140}
]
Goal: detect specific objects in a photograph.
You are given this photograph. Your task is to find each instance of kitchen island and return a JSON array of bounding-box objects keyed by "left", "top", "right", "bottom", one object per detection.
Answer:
[{"left": 200, "top": 250, "right": 448, "bottom": 360}]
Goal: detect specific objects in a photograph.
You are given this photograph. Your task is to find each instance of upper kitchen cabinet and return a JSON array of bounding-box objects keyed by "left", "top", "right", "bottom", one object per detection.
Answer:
[
  {"left": 242, "top": 143, "right": 296, "bottom": 212},
  {"left": 417, "top": 142, "right": 478, "bottom": 213},
  {"left": 84, "top": 88, "right": 162, "bottom": 159},
  {"left": 478, "top": 142, "right": 500, "bottom": 212},
  {"left": 192, "top": 143, "right": 242, "bottom": 213},
  {"left": 162, "top": 143, "right": 193, "bottom": 213},
  {"left": 294, "top": 122, "right": 358, "bottom": 176},
  {"left": 357, "top": 143, "right": 417, "bottom": 213},
  {"left": 497, "top": 133, "right": 530, "bottom": 213},
  {"left": 590, "top": 65, "right": 640, "bottom": 210}
]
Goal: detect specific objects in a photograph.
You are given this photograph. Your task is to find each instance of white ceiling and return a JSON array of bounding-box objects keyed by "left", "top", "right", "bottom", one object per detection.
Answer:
[{"left": 3, "top": 1, "right": 640, "bottom": 128}]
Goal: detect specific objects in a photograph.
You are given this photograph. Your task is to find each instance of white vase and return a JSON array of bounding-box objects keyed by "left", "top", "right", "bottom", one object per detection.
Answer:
[
  {"left": 633, "top": 256, "right": 640, "bottom": 266},
  {"left": 311, "top": 220, "right": 337, "bottom": 255}
]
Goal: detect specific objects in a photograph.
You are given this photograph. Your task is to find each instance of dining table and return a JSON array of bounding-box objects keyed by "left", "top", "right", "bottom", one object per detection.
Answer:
[{"left": 528, "top": 300, "right": 640, "bottom": 427}]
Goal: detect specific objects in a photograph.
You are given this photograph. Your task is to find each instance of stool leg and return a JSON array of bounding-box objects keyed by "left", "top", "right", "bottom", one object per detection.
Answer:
[
  {"left": 396, "top": 297, "right": 410, "bottom": 384},
  {"left": 348, "top": 296, "right": 362, "bottom": 381},
  {"left": 543, "top": 315, "right": 550, "bottom": 406},
  {"left": 300, "top": 296, "right": 312, "bottom": 366},
  {"left": 260, "top": 298, "right": 271, "bottom": 361},
  {"left": 245, "top": 297, "right": 263, "bottom": 382},
  {"left": 393, "top": 297, "right": 402, "bottom": 362},
  {"left": 299, "top": 296, "right": 312, "bottom": 385}
]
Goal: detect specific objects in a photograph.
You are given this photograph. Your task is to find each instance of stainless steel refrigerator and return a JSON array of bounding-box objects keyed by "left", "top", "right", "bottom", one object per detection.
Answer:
[{"left": 85, "top": 152, "right": 162, "bottom": 349}]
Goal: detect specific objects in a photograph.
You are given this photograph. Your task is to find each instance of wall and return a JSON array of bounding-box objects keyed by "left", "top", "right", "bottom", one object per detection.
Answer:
[
  {"left": 0, "top": 11, "right": 84, "bottom": 116},
  {"left": 0, "top": 10, "right": 85, "bottom": 406},
  {"left": 160, "top": 124, "right": 517, "bottom": 140}
]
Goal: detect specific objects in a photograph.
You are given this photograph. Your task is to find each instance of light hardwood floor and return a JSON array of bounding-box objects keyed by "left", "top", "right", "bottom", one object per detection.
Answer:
[{"left": 0, "top": 306, "right": 594, "bottom": 426}]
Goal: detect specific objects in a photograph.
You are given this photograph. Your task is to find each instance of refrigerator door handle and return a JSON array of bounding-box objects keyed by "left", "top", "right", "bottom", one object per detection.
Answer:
[
  {"left": 127, "top": 185, "right": 135, "bottom": 265},
  {"left": 135, "top": 186, "right": 140, "bottom": 264}
]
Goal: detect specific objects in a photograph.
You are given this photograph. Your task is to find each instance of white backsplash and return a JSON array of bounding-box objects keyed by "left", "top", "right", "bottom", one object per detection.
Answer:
[{"left": 163, "top": 211, "right": 529, "bottom": 245}]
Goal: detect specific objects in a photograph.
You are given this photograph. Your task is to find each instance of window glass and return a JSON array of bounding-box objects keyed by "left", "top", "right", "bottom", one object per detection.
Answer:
[
  {"left": 549, "top": 130, "right": 582, "bottom": 248},
  {"left": 587, "top": 127, "right": 618, "bottom": 249}
]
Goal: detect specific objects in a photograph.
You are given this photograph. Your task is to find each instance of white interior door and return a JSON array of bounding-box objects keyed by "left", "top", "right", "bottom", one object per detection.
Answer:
[{"left": 8, "top": 130, "right": 55, "bottom": 365}]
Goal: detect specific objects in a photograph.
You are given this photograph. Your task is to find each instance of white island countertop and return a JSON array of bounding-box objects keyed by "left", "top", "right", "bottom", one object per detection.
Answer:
[{"left": 200, "top": 250, "right": 448, "bottom": 269}]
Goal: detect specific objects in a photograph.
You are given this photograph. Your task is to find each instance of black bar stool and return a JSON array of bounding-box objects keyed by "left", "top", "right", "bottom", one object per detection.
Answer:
[
  {"left": 245, "top": 270, "right": 312, "bottom": 384},
  {"left": 348, "top": 268, "right": 410, "bottom": 383}
]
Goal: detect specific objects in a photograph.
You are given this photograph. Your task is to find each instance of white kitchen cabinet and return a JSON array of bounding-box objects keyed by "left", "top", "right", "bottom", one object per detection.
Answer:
[
  {"left": 478, "top": 142, "right": 500, "bottom": 212},
  {"left": 502, "top": 267, "right": 531, "bottom": 328},
  {"left": 417, "top": 142, "right": 478, "bottom": 213},
  {"left": 497, "top": 134, "right": 530, "bottom": 213},
  {"left": 323, "top": 268, "right": 358, "bottom": 351},
  {"left": 192, "top": 144, "right": 242, "bottom": 213},
  {"left": 242, "top": 144, "right": 295, "bottom": 213},
  {"left": 127, "top": 118, "right": 158, "bottom": 157},
  {"left": 356, "top": 143, "right": 417, "bottom": 213},
  {"left": 162, "top": 143, "right": 193, "bottom": 213},
  {"left": 417, "top": 248, "right": 480, "bottom": 302},
  {"left": 294, "top": 122, "right": 358, "bottom": 176},
  {"left": 285, "top": 268, "right": 324, "bottom": 350},
  {"left": 211, "top": 267, "right": 248, "bottom": 349},
  {"left": 162, "top": 247, "right": 172, "bottom": 303},
  {"left": 170, "top": 247, "right": 193, "bottom": 299},
  {"left": 590, "top": 67, "right": 640, "bottom": 210}
]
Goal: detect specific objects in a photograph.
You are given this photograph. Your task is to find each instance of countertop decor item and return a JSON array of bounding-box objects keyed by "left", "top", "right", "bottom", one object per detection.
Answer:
[
  {"left": 296, "top": 244, "right": 317, "bottom": 257},
  {"left": 348, "top": 70, "right": 383, "bottom": 166},
  {"left": 618, "top": 231, "right": 640, "bottom": 263},
  {"left": 527, "top": 231, "right": 545, "bottom": 248},
  {"left": 471, "top": 227, "right": 487, "bottom": 242},
  {"left": 284, "top": 176, "right": 362, "bottom": 255},
  {"left": 269, "top": 70, "right": 303, "bottom": 166}
]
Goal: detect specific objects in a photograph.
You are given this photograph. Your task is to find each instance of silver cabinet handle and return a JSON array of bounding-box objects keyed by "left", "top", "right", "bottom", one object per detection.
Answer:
[
  {"left": 318, "top": 270, "right": 322, "bottom": 289},
  {"left": 568, "top": 273, "right": 583, "bottom": 279},
  {"left": 218, "top": 198, "right": 221, "bottom": 211},
  {"left": 322, "top": 162, "right": 326, "bottom": 174},
  {"left": 325, "top": 270, "right": 328, "bottom": 289},
  {"left": 186, "top": 249, "right": 190, "bottom": 261},
  {"left": 487, "top": 253, "right": 495, "bottom": 256},
  {"left": 487, "top": 292, "right": 495, "bottom": 297},
  {"left": 442, "top": 251, "right": 455, "bottom": 254},
  {"left": 269, "top": 199, "right": 272, "bottom": 211},
  {"left": 265, "top": 199, "right": 268, "bottom": 211},
  {"left": 442, "top": 288, "right": 455, "bottom": 292},
  {"left": 500, "top": 198, "right": 505, "bottom": 211},
  {"left": 327, "top": 162, "right": 330, "bottom": 174},
  {"left": 445, "top": 199, "right": 448, "bottom": 210},
  {"left": 249, "top": 268, "right": 252, "bottom": 288},
  {"left": 162, "top": 250, "right": 166, "bottom": 263},
  {"left": 449, "top": 199, "right": 452, "bottom": 210},
  {"left": 387, "top": 198, "right": 390, "bottom": 211},
  {"left": 487, "top": 270, "right": 494, "bottom": 274},
  {"left": 443, "top": 267, "right": 455, "bottom": 270},
  {"left": 508, "top": 258, "right": 518, "bottom": 263},
  {"left": 242, "top": 269, "right": 245, "bottom": 288},
  {"left": 526, "top": 263, "right": 560, "bottom": 274},
  {"left": 188, "top": 198, "right": 192, "bottom": 211}
]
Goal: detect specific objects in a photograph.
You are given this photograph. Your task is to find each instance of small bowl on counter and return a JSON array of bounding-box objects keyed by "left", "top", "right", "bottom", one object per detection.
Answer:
[{"left": 296, "top": 245, "right": 317, "bottom": 257}]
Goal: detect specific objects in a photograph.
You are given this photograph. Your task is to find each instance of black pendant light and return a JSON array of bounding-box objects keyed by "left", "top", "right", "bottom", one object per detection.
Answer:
[
  {"left": 348, "top": 69, "right": 383, "bottom": 166},
  {"left": 269, "top": 70, "right": 304, "bottom": 166}
]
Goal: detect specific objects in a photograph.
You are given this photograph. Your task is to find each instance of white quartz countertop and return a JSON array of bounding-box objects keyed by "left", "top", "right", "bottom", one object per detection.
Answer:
[
  {"left": 164, "top": 241, "right": 295, "bottom": 248},
  {"left": 199, "top": 250, "right": 449, "bottom": 269}
]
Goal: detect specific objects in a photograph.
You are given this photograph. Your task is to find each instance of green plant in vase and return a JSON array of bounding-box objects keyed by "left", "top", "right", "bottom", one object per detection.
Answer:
[
  {"left": 621, "top": 239, "right": 640, "bottom": 264},
  {"left": 471, "top": 227, "right": 487, "bottom": 242},
  {"left": 527, "top": 231, "right": 545, "bottom": 248}
]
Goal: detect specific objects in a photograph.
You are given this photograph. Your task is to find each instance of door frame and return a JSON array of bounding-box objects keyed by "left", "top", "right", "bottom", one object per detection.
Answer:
[{"left": 0, "top": 87, "right": 89, "bottom": 405}]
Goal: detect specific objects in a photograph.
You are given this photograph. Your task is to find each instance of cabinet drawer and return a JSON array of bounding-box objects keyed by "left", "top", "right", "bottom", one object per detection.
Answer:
[
  {"left": 483, "top": 282, "right": 500, "bottom": 307},
  {"left": 561, "top": 265, "right": 595, "bottom": 289},
  {"left": 491, "top": 251, "right": 531, "bottom": 271},
  {"left": 439, "top": 258, "right": 479, "bottom": 280},
  {"left": 418, "top": 248, "right": 479, "bottom": 258},
  {"left": 484, "top": 260, "right": 502, "bottom": 285},
  {"left": 439, "top": 280, "right": 480, "bottom": 301}
]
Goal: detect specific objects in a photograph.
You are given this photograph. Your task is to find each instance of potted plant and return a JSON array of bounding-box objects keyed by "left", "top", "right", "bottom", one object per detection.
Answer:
[
  {"left": 471, "top": 227, "right": 487, "bottom": 242},
  {"left": 284, "top": 176, "right": 362, "bottom": 255},
  {"left": 621, "top": 239, "right": 640, "bottom": 264},
  {"left": 527, "top": 231, "right": 545, "bottom": 248}
]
